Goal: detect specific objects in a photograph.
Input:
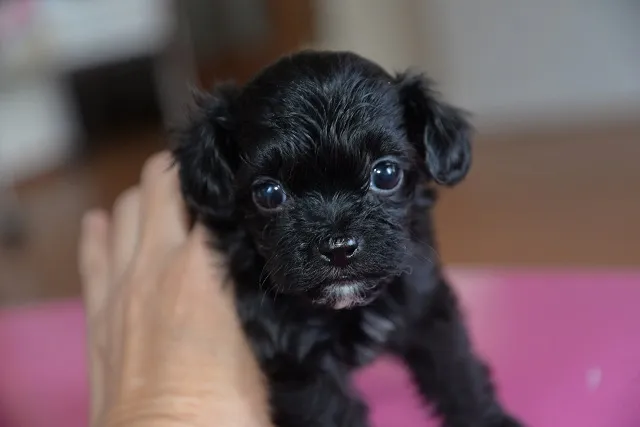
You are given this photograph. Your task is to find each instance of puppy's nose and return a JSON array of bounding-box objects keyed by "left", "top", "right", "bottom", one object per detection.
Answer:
[{"left": 318, "top": 237, "right": 359, "bottom": 267}]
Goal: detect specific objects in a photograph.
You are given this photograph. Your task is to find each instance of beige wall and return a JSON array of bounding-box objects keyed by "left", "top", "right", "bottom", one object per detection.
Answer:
[
  {"left": 313, "top": 0, "right": 640, "bottom": 130},
  {"left": 314, "top": 0, "right": 425, "bottom": 73}
]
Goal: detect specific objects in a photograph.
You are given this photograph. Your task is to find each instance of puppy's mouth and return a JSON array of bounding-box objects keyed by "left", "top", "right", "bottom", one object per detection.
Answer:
[{"left": 313, "top": 278, "right": 381, "bottom": 310}]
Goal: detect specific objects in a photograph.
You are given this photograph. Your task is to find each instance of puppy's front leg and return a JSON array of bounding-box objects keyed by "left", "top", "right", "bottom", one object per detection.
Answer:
[
  {"left": 398, "top": 280, "right": 522, "bottom": 427},
  {"left": 268, "top": 357, "right": 369, "bottom": 427}
]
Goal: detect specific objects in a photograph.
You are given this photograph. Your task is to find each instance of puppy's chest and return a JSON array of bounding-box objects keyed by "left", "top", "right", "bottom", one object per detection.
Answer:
[
  {"left": 236, "top": 289, "right": 409, "bottom": 369},
  {"left": 346, "top": 306, "right": 404, "bottom": 366}
]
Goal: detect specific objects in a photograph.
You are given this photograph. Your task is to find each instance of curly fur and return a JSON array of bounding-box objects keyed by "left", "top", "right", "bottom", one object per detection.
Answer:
[{"left": 173, "top": 50, "right": 522, "bottom": 427}]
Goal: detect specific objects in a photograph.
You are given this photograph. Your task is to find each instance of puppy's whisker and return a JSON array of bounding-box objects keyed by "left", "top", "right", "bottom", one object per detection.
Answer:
[
  {"left": 262, "top": 268, "right": 280, "bottom": 295},
  {"left": 398, "top": 264, "right": 414, "bottom": 275},
  {"left": 398, "top": 234, "right": 441, "bottom": 262},
  {"left": 259, "top": 252, "right": 281, "bottom": 291}
]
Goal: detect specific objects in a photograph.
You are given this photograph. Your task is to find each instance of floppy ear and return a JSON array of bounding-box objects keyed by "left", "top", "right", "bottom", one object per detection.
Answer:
[
  {"left": 395, "top": 73, "right": 472, "bottom": 186},
  {"left": 172, "top": 83, "right": 240, "bottom": 220}
]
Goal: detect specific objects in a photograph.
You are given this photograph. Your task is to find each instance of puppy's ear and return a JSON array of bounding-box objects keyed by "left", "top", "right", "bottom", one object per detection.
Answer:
[
  {"left": 173, "top": 83, "right": 240, "bottom": 220},
  {"left": 395, "top": 73, "right": 472, "bottom": 186}
]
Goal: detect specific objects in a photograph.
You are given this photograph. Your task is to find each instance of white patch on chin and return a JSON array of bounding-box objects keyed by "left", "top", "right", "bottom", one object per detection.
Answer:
[
  {"left": 333, "top": 295, "right": 356, "bottom": 309},
  {"left": 327, "top": 283, "right": 365, "bottom": 310}
]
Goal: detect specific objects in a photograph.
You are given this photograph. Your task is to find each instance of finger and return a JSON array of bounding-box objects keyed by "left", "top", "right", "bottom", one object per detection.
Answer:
[
  {"left": 110, "top": 186, "right": 141, "bottom": 278},
  {"left": 78, "top": 209, "right": 111, "bottom": 315},
  {"left": 139, "top": 151, "right": 189, "bottom": 249},
  {"left": 186, "top": 223, "right": 216, "bottom": 263},
  {"left": 185, "top": 223, "right": 228, "bottom": 289},
  {"left": 78, "top": 211, "right": 112, "bottom": 425},
  {"left": 188, "top": 222, "right": 213, "bottom": 250}
]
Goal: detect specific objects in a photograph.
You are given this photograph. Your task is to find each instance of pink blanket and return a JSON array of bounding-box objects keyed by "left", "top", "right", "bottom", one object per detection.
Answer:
[{"left": 1, "top": 269, "right": 639, "bottom": 427}]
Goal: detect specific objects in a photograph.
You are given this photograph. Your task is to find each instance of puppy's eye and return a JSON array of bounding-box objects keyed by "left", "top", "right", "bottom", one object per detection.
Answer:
[
  {"left": 371, "top": 159, "right": 403, "bottom": 193},
  {"left": 252, "top": 179, "right": 287, "bottom": 210}
]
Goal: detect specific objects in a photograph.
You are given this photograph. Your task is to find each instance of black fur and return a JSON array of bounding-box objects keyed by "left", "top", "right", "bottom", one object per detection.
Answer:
[{"left": 173, "top": 50, "right": 521, "bottom": 427}]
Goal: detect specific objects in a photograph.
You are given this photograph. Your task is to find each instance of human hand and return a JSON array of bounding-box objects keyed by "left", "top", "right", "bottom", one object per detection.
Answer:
[{"left": 79, "top": 152, "right": 271, "bottom": 427}]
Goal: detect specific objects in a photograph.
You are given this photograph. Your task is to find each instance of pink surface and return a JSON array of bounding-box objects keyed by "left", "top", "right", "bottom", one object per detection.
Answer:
[{"left": 1, "top": 269, "right": 640, "bottom": 427}]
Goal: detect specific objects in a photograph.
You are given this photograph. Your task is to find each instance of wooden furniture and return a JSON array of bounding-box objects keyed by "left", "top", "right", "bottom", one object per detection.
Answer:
[{"left": 196, "top": 0, "right": 315, "bottom": 86}]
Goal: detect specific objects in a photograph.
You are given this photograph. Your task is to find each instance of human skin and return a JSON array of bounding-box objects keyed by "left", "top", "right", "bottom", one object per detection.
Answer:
[{"left": 78, "top": 152, "right": 273, "bottom": 427}]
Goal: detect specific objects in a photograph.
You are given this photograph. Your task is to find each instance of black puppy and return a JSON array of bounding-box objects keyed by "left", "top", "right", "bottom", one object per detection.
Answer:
[{"left": 173, "top": 50, "right": 521, "bottom": 427}]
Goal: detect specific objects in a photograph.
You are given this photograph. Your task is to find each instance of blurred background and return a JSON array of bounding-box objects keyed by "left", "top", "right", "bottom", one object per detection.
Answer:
[{"left": 0, "top": 0, "right": 639, "bottom": 307}]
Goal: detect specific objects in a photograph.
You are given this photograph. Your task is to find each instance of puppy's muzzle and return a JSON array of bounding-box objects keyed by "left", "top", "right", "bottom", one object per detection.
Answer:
[{"left": 316, "top": 236, "right": 360, "bottom": 268}]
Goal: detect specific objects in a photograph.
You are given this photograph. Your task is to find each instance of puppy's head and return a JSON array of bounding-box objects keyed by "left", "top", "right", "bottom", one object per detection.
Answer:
[{"left": 174, "top": 51, "right": 471, "bottom": 309}]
